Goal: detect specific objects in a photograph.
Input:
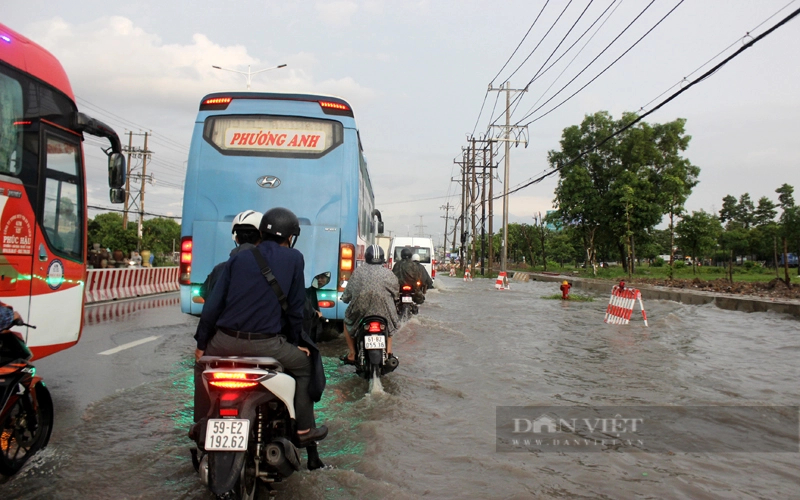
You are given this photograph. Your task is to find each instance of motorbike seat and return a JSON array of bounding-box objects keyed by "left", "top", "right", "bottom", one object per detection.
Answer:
[{"left": 198, "top": 355, "right": 284, "bottom": 372}]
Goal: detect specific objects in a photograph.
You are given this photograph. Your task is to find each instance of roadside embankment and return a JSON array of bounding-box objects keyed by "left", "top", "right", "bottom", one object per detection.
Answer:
[{"left": 514, "top": 271, "right": 800, "bottom": 318}]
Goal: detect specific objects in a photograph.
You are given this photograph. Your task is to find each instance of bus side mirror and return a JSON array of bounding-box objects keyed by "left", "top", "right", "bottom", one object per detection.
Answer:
[
  {"left": 377, "top": 221, "right": 384, "bottom": 234},
  {"left": 109, "top": 188, "right": 125, "bottom": 204},
  {"left": 108, "top": 153, "right": 126, "bottom": 189}
]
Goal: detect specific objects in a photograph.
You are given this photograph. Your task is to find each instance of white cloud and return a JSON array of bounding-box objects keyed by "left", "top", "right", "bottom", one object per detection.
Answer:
[{"left": 315, "top": 1, "right": 359, "bottom": 26}]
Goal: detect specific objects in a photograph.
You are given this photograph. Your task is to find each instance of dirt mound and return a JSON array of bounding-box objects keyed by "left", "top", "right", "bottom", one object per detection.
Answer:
[{"left": 629, "top": 276, "right": 800, "bottom": 300}]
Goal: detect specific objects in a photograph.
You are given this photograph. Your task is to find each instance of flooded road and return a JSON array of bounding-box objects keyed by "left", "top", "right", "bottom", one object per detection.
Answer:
[{"left": 2, "top": 278, "right": 798, "bottom": 499}]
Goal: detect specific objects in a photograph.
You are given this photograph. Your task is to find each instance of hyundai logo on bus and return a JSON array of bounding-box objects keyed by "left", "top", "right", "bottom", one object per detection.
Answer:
[{"left": 256, "top": 176, "right": 281, "bottom": 188}]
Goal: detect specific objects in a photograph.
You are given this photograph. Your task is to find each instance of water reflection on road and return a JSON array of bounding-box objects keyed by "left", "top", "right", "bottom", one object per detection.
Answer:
[{"left": 2, "top": 280, "right": 798, "bottom": 499}]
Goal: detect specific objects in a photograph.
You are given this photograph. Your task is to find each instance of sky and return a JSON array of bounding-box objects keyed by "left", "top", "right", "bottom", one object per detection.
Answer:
[{"left": 5, "top": 0, "right": 800, "bottom": 248}]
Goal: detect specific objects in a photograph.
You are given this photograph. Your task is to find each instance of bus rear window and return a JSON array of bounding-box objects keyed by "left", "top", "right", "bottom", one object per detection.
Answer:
[{"left": 203, "top": 115, "right": 343, "bottom": 157}]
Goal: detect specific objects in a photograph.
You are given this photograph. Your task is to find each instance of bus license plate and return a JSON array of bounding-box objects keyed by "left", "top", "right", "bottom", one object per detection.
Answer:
[
  {"left": 401, "top": 296, "right": 413, "bottom": 303},
  {"left": 205, "top": 419, "right": 250, "bottom": 451},
  {"left": 364, "top": 335, "right": 386, "bottom": 350}
]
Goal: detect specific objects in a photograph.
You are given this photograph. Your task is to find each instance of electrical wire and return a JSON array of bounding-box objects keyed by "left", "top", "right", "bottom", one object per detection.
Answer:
[
  {"left": 516, "top": 0, "right": 665, "bottom": 126},
  {"left": 88, "top": 205, "right": 181, "bottom": 219},
  {"left": 495, "top": 4, "right": 800, "bottom": 200}
]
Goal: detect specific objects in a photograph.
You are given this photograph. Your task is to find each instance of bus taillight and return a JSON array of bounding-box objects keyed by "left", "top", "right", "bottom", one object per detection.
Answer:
[
  {"left": 339, "top": 243, "right": 355, "bottom": 291},
  {"left": 180, "top": 237, "right": 193, "bottom": 285},
  {"left": 319, "top": 100, "right": 354, "bottom": 117},
  {"left": 200, "top": 96, "right": 232, "bottom": 111}
]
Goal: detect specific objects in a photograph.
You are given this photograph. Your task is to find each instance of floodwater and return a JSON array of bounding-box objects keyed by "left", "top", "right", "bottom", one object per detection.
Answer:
[{"left": 2, "top": 277, "right": 799, "bottom": 499}]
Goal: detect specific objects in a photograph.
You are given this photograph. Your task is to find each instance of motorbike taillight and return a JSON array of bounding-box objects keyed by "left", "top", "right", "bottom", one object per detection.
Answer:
[
  {"left": 367, "top": 321, "right": 384, "bottom": 333},
  {"left": 401, "top": 285, "right": 412, "bottom": 291},
  {"left": 207, "top": 372, "right": 260, "bottom": 389}
]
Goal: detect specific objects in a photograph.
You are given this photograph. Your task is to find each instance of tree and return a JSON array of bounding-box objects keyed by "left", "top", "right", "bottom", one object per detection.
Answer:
[
  {"left": 675, "top": 210, "right": 722, "bottom": 274},
  {"left": 736, "top": 193, "right": 756, "bottom": 229},
  {"left": 776, "top": 183, "right": 798, "bottom": 283},
  {"left": 647, "top": 118, "right": 699, "bottom": 277},
  {"left": 87, "top": 212, "right": 138, "bottom": 256},
  {"left": 550, "top": 111, "right": 697, "bottom": 276},
  {"left": 718, "top": 223, "right": 750, "bottom": 283},
  {"left": 719, "top": 195, "right": 738, "bottom": 224},
  {"left": 142, "top": 217, "right": 181, "bottom": 260},
  {"left": 753, "top": 196, "right": 777, "bottom": 227}
]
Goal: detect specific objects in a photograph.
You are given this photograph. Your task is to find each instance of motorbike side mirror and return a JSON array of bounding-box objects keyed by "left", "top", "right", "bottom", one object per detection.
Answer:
[{"left": 311, "top": 272, "right": 331, "bottom": 289}]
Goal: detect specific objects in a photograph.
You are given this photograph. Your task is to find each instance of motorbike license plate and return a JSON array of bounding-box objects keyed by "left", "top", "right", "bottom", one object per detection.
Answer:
[
  {"left": 401, "top": 296, "right": 413, "bottom": 303},
  {"left": 364, "top": 335, "right": 386, "bottom": 350},
  {"left": 205, "top": 419, "right": 250, "bottom": 451}
]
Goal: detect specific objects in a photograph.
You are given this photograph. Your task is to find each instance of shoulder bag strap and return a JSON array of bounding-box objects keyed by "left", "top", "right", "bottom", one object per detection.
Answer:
[{"left": 249, "top": 247, "right": 288, "bottom": 313}]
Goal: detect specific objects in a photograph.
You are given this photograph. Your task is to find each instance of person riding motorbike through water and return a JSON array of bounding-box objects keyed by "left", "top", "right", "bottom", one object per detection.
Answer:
[
  {"left": 392, "top": 247, "right": 426, "bottom": 304},
  {"left": 0, "top": 301, "right": 21, "bottom": 331},
  {"left": 411, "top": 253, "right": 434, "bottom": 292},
  {"left": 192, "top": 207, "right": 327, "bottom": 448},
  {"left": 198, "top": 210, "right": 263, "bottom": 300},
  {"left": 340, "top": 244, "right": 400, "bottom": 365}
]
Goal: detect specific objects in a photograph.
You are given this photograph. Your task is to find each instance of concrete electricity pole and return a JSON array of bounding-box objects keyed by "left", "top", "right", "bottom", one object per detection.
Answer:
[
  {"left": 440, "top": 203, "right": 454, "bottom": 253},
  {"left": 488, "top": 82, "right": 528, "bottom": 273},
  {"left": 137, "top": 132, "right": 150, "bottom": 246}
]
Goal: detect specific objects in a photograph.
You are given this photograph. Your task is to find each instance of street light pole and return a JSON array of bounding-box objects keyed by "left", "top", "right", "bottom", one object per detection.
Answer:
[{"left": 212, "top": 63, "right": 287, "bottom": 89}]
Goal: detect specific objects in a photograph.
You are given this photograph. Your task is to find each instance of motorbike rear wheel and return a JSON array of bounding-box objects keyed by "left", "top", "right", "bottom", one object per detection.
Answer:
[
  {"left": 233, "top": 447, "right": 270, "bottom": 500},
  {"left": 0, "top": 382, "right": 54, "bottom": 477}
]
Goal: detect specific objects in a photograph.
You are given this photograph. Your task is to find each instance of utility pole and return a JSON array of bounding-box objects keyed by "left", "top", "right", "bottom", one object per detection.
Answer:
[
  {"left": 122, "top": 132, "right": 154, "bottom": 233},
  {"left": 440, "top": 203, "right": 454, "bottom": 254},
  {"left": 415, "top": 216, "right": 426, "bottom": 237},
  {"left": 481, "top": 143, "right": 487, "bottom": 276},
  {"left": 469, "top": 137, "right": 479, "bottom": 277},
  {"left": 123, "top": 131, "right": 133, "bottom": 228},
  {"left": 460, "top": 150, "right": 467, "bottom": 270},
  {"left": 488, "top": 82, "right": 528, "bottom": 273},
  {"left": 137, "top": 132, "right": 150, "bottom": 249}
]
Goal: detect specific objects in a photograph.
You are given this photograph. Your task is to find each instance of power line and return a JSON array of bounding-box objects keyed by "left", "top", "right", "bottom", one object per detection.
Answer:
[
  {"left": 516, "top": 0, "right": 668, "bottom": 126},
  {"left": 496, "top": 4, "right": 800, "bottom": 200},
  {"left": 88, "top": 205, "right": 181, "bottom": 219}
]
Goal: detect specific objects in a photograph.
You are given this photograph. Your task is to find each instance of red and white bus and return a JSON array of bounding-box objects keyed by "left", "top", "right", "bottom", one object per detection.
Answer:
[{"left": 0, "top": 23, "right": 126, "bottom": 359}]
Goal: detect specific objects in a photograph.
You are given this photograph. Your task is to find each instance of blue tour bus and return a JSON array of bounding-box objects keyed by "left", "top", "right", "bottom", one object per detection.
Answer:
[{"left": 179, "top": 92, "right": 383, "bottom": 324}]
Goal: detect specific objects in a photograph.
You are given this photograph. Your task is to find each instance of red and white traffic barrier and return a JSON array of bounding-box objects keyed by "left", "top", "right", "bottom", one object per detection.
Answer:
[
  {"left": 464, "top": 267, "right": 473, "bottom": 282},
  {"left": 494, "top": 271, "right": 510, "bottom": 290},
  {"left": 604, "top": 285, "right": 648, "bottom": 326},
  {"left": 85, "top": 267, "right": 179, "bottom": 304}
]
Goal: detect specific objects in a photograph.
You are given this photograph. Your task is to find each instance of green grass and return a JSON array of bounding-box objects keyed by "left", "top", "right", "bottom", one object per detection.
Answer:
[
  {"left": 540, "top": 293, "right": 594, "bottom": 302},
  {"left": 508, "top": 262, "right": 800, "bottom": 283}
]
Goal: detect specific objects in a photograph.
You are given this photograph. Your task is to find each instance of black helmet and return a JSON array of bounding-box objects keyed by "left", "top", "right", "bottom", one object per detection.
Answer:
[
  {"left": 400, "top": 247, "right": 413, "bottom": 260},
  {"left": 365, "top": 244, "right": 385, "bottom": 264},
  {"left": 260, "top": 207, "right": 301, "bottom": 247}
]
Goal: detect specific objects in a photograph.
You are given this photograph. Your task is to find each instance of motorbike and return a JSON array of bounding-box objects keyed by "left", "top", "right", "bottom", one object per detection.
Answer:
[
  {"left": 0, "top": 319, "right": 54, "bottom": 478},
  {"left": 397, "top": 282, "right": 420, "bottom": 322},
  {"left": 191, "top": 355, "right": 322, "bottom": 499},
  {"left": 352, "top": 316, "right": 399, "bottom": 384}
]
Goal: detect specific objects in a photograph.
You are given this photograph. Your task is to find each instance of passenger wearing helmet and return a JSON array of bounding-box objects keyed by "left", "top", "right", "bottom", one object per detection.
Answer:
[
  {"left": 198, "top": 210, "right": 263, "bottom": 299},
  {"left": 412, "top": 254, "right": 434, "bottom": 291},
  {"left": 193, "top": 207, "right": 328, "bottom": 450},
  {"left": 339, "top": 244, "right": 400, "bottom": 365},
  {"left": 392, "top": 246, "right": 426, "bottom": 304}
]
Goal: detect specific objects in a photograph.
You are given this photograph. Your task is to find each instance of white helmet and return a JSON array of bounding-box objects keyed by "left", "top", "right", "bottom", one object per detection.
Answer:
[
  {"left": 231, "top": 210, "right": 263, "bottom": 241},
  {"left": 411, "top": 254, "right": 420, "bottom": 262}
]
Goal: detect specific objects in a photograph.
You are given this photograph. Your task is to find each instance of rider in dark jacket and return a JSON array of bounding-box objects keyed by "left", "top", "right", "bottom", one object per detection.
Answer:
[{"left": 392, "top": 247, "right": 425, "bottom": 304}]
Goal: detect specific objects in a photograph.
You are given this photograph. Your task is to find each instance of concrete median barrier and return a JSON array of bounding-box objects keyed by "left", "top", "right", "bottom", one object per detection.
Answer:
[
  {"left": 85, "top": 267, "right": 179, "bottom": 304},
  {"left": 523, "top": 272, "right": 800, "bottom": 318}
]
